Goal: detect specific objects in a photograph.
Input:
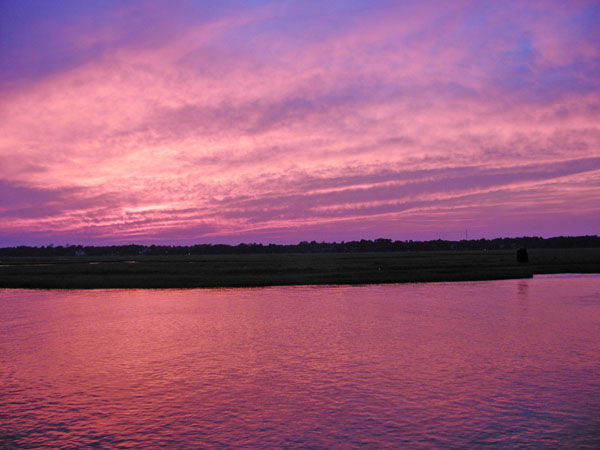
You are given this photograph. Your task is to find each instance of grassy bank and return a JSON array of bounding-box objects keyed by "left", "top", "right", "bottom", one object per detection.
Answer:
[{"left": 0, "top": 248, "right": 599, "bottom": 289}]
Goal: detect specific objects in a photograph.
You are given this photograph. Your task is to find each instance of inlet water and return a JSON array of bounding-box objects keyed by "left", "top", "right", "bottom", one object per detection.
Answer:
[{"left": 1, "top": 275, "right": 599, "bottom": 448}]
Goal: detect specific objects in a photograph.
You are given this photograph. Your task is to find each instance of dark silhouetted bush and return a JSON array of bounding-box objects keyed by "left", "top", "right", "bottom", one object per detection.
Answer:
[{"left": 517, "top": 248, "right": 529, "bottom": 263}]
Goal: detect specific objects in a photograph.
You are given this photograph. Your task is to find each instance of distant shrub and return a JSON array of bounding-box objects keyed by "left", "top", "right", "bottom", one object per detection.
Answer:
[{"left": 517, "top": 248, "right": 529, "bottom": 263}]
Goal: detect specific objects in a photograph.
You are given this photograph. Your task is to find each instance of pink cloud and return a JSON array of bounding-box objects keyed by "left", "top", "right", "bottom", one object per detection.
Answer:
[{"left": 1, "top": 1, "right": 599, "bottom": 245}]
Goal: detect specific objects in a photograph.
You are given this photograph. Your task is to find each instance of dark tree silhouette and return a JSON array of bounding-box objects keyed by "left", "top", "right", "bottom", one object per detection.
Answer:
[
  {"left": 517, "top": 248, "right": 529, "bottom": 263},
  {"left": 0, "top": 235, "right": 599, "bottom": 257}
]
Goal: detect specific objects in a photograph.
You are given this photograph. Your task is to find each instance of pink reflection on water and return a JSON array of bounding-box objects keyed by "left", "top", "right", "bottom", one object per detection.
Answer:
[{"left": 1, "top": 276, "right": 600, "bottom": 448}]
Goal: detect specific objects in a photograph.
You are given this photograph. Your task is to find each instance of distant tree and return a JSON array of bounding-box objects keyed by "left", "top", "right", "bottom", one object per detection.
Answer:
[{"left": 517, "top": 248, "right": 529, "bottom": 263}]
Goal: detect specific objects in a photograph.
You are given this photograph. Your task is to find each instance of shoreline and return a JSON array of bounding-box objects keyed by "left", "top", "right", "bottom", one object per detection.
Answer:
[{"left": 1, "top": 248, "right": 599, "bottom": 289}]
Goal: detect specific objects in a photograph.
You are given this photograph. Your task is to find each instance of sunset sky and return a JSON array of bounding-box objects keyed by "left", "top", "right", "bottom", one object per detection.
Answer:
[{"left": 1, "top": 0, "right": 599, "bottom": 246}]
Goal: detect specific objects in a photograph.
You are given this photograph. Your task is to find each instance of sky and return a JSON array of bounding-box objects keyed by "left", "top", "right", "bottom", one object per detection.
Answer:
[{"left": 1, "top": 0, "right": 599, "bottom": 246}]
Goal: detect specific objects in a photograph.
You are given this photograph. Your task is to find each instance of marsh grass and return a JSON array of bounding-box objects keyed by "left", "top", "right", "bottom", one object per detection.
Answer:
[{"left": 0, "top": 248, "right": 598, "bottom": 289}]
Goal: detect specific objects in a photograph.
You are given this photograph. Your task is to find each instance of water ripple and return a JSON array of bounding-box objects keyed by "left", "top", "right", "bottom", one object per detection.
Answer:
[{"left": 1, "top": 276, "right": 600, "bottom": 448}]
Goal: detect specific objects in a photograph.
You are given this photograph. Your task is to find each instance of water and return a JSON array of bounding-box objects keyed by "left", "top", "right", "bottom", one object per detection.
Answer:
[{"left": 1, "top": 275, "right": 599, "bottom": 449}]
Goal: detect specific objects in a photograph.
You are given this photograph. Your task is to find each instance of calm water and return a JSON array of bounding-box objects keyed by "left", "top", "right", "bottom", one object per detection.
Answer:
[{"left": 1, "top": 275, "right": 599, "bottom": 449}]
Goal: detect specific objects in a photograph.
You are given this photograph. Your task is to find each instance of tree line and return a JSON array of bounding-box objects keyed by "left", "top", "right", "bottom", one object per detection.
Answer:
[{"left": 0, "top": 235, "right": 599, "bottom": 257}]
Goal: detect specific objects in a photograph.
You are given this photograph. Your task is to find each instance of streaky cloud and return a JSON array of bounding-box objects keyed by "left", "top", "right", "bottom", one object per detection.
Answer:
[{"left": 1, "top": 0, "right": 599, "bottom": 244}]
